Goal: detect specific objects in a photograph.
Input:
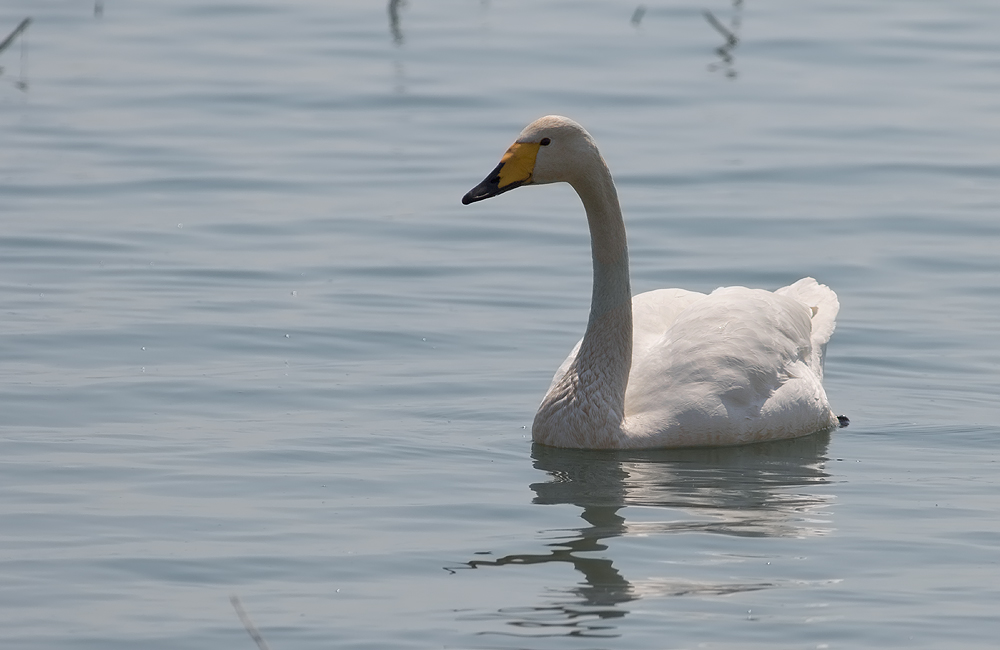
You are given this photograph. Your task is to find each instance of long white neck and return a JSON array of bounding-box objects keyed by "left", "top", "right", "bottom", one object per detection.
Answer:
[{"left": 532, "top": 155, "right": 633, "bottom": 448}]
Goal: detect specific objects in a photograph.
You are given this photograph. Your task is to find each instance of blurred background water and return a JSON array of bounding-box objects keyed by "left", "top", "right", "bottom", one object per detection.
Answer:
[{"left": 1, "top": 1, "right": 998, "bottom": 648}]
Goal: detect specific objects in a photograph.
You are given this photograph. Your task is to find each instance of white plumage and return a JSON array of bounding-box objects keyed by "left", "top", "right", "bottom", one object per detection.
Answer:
[{"left": 463, "top": 116, "right": 842, "bottom": 449}]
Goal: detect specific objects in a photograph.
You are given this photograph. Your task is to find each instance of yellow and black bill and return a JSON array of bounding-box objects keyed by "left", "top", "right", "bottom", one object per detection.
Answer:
[{"left": 461, "top": 142, "right": 541, "bottom": 205}]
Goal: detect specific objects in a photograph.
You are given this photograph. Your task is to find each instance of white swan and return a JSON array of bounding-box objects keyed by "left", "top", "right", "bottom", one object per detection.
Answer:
[{"left": 462, "top": 115, "right": 844, "bottom": 449}]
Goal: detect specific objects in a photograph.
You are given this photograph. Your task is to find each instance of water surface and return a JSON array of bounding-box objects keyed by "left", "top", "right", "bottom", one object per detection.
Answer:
[{"left": 1, "top": 1, "right": 998, "bottom": 648}]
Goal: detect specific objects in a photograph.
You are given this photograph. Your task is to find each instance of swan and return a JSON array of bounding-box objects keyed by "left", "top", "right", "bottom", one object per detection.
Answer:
[{"left": 462, "top": 115, "right": 844, "bottom": 449}]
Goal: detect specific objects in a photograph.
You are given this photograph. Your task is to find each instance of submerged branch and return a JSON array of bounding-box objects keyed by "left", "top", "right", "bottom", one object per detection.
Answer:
[
  {"left": 0, "top": 18, "right": 31, "bottom": 56},
  {"left": 230, "top": 595, "right": 273, "bottom": 650}
]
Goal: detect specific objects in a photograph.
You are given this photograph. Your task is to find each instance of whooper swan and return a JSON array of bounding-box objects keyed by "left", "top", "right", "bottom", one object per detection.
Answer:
[{"left": 462, "top": 115, "right": 846, "bottom": 449}]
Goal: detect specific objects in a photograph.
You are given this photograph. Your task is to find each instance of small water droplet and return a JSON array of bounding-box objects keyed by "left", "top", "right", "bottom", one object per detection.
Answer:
[
  {"left": 176, "top": 223, "right": 183, "bottom": 228},
  {"left": 284, "top": 334, "right": 290, "bottom": 338},
  {"left": 141, "top": 347, "right": 146, "bottom": 351},
  {"left": 291, "top": 290, "right": 297, "bottom": 296}
]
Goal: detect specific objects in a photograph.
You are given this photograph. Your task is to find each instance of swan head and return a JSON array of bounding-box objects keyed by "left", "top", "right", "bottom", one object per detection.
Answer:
[{"left": 462, "top": 115, "right": 599, "bottom": 205}]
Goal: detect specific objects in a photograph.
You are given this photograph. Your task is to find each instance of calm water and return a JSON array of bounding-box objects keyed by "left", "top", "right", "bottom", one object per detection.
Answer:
[{"left": 1, "top": 1, "right": 999, "bottom": 648}]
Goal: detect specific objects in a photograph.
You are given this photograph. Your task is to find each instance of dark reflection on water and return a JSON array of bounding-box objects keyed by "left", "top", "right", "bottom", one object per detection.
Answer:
[
  {"left": 388, "top": 0, "right": 405, "bottom": 45},
  {"left": 461, "top": 432, "right": 833, "bottom": 640},
  {"left": 387, "top": 0, "right": 407, "bottom": 93},
  {"left": 705, "top": 0, "right": 743, "bottom": 79},
  {"left": 0, "top": 17, "right": 31, "bottom": 91}
]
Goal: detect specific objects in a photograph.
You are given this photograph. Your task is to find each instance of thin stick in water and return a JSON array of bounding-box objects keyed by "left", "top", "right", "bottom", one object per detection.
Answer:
[
  {"left": 230, "top": 594, "right": 273, "bottom": 650},
  {"left": 703, "top": 10, "right": 738, "bottom": 46},
  {"left": 0, "top": 18, "right": 31, "bottom": 56}
]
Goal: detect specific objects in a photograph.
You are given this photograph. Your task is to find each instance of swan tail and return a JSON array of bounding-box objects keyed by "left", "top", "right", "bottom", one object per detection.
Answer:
[{"left": 775, "top": 277, "right": 839, "bottom": 377}]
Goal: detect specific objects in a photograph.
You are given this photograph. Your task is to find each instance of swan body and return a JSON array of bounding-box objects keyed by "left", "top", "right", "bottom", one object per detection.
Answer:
[{"left": 463, "top": 116, "right": 842, "bottom": 449}]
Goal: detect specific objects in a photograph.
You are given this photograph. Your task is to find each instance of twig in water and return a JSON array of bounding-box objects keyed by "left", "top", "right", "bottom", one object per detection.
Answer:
[
  {"left": 230, "top": 594, "right": 273, "bottom": 650},
  {"left": 703, "top": 10, "right": 738, "bottom": 46},
  {"left": 0, "top": 18, "right": 31, "bottom": 56},
  {"left": 388, "top": 0, "right": 405, "bottom": 45},
  {"left": 631, "top": 5, "right": 647, "bottom": 26}
]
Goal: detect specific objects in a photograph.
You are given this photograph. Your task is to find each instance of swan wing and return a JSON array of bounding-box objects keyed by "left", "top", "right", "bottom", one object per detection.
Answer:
[
  {"left": 544, "top": 287, "right": 705, "bottom": 397},
  {"left": 623, "top": 281, "right": 837, "bottom": 446},
  {"left": 630, "top": 288, "right": 708, "bottom": 364}
]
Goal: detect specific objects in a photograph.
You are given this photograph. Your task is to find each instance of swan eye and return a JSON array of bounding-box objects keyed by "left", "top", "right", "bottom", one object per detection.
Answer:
[{"left": 540, "top": 137, "right": 551, "bottom": 146}]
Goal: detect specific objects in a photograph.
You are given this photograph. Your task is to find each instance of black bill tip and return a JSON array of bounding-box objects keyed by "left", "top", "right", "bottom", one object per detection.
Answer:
[
  {"left": 462, "top": 184, "right": 493, "bottom": 205},
  {"left": 462, "top": 161, "right": 521, "bottom": 205}
]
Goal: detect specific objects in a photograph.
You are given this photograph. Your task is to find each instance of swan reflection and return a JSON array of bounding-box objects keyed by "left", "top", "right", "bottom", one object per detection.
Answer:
[{"left": 463, "top": 432, "right": 833, "bottom": 639}]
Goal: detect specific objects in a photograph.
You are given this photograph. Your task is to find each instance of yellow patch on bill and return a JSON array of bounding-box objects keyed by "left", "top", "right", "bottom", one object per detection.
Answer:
[{"left": 497, "top": 142, "right": 541, "bottom": 189}]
